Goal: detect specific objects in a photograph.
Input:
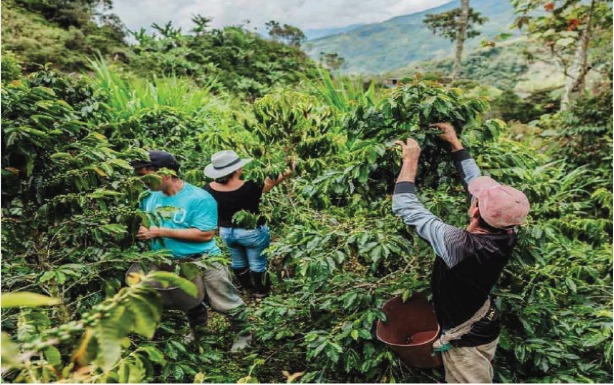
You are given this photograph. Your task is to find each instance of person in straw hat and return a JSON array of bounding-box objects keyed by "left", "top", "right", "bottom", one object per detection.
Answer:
[
  {"left": 204, "top": 150, "right": 292, "bottom": 300},
  {"left": 392, "top": 123, "right": 530, "bottom": 383}
]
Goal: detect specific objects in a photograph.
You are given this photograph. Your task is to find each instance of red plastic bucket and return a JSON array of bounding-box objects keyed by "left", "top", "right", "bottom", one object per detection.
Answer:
[{"left": 376, "top": 292, "right": 442, "bottom": 368}]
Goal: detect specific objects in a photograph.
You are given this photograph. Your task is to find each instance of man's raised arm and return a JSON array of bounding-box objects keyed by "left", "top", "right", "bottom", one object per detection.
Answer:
[
  {"left": 392, "top": 138, "right": 469, "bottom": 268},
  {"left": 430, "top": 122, "right": 481, "bottom": 195}
]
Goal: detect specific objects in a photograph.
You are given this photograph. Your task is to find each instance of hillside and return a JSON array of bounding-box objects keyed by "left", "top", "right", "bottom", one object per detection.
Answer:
[
  {"left": 1, "top": 0, "right": 320, "bottom": 97},
  {"left": 388, "top": 37, "right": 563, "bottom": 91},
  {"left": 1, "top": 0, "right": 127, "bottom": 72},
  {"left": 304, "top": 24, "right": 364, "bottom": 40},
  {"left": 304, "top": 0, "right": 517, "bottom": 74}
]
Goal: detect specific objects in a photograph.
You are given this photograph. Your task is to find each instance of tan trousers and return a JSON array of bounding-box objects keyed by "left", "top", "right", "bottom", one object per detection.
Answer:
[
  {"left": 442, "top": 338, "right": 499, "bottom": 383},
  {"left": 201, "top": 263, "right": 245, "bottom": 313}
]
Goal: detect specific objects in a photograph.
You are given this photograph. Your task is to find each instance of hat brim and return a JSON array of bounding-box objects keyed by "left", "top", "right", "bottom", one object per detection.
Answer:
[
  {"left": 204, "top": 158, "right": 253, "bottom": 179},
  {"left": 130, "top": 160, "right": 153, "bottom": 169}
]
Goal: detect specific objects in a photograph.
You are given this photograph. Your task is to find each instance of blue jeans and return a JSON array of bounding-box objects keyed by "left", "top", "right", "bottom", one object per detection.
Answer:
[{"left": 220, "top": 226, "right": 270, "bottom": 273}]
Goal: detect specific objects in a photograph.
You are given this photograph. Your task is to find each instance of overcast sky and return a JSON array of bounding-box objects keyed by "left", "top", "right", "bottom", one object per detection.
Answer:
[{"left": 112, "top": 0, "right": 452, "bottom": 35}]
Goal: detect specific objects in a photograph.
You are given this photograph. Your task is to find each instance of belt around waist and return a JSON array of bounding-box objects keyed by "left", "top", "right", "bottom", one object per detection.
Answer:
[
  {"left": 172, "top": 253, "right": 205, "bottom": 262},
  {"left": 220, "top": 225, "right": 266, "bottom": 230}
]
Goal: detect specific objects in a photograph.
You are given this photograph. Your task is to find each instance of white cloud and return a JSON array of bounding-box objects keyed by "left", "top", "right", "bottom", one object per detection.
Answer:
[{"left": 112, "top": 0, "right": 453, "bottom": 34}]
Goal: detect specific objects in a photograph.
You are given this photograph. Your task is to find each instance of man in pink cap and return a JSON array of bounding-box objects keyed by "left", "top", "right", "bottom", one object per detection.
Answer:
[{"left": 392, "top": 123, "right": 530, "bottom": 383}]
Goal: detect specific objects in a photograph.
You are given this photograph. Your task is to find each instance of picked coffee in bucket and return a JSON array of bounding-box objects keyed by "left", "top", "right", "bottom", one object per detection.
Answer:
[{"left": 376, "top": 293, "right": 443, "bottom": 368}]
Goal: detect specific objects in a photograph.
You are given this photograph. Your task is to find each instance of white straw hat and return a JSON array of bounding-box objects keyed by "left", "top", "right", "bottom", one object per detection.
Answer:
[{"left": 204, "top": 150, "right": 253, "bottom": 179}]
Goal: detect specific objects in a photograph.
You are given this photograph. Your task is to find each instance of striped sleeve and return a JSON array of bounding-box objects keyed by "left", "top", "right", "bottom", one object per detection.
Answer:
[
  {"left": 452, "top": 149, "right": 481, "bottom": 196},
  {"left": 392, "top": 183, "right": 470, "bottom": 268}
]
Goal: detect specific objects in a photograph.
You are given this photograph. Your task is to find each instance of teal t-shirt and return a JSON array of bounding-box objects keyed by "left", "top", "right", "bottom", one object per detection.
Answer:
[{"left": 140, "top": 182, "right": 221, "bottom": 258}]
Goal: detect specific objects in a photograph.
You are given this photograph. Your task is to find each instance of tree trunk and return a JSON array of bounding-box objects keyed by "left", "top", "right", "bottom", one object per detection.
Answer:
[
  {"left": 452, "top": 0, "right": 470, "bottom": 80},
  {"left": 561, "top": 0, "right": 595, "bottom": 111}
]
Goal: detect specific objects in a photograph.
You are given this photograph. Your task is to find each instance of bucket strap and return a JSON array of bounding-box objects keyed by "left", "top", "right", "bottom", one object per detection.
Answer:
[{"left": 432, "top": 298, "right": 491, "bottom": 352}]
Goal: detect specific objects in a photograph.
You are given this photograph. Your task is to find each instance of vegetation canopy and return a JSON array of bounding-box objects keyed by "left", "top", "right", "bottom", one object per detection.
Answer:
[{"left": 1, "top": 0, "right": 612, "bottom": 383}]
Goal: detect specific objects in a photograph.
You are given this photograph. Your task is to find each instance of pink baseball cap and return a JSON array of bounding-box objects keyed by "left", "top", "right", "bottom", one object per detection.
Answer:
[{"left": 468, "top": 176, "right": 530, "bottom": 228}]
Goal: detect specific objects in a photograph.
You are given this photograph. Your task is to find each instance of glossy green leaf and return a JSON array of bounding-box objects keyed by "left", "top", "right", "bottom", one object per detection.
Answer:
[{"left": 1, "top": 292, "right": 62, "bottom": 307}]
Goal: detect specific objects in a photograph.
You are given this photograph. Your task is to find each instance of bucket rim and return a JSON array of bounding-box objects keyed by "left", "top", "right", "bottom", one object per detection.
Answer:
[
  {"left": 375, "top": 319, "right": 441, "bottom": 347},
  {"left": 375, "top": 294, "right": 441, "bottom": 348}
]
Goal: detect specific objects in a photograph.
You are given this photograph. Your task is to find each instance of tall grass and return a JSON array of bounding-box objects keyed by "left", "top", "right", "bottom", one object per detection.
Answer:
[
  {"left": 89, "top": 58, "right": 235, "bottom": 121},
  {"left": 312, "top": 70, "right": 380, "bottom": 112}
]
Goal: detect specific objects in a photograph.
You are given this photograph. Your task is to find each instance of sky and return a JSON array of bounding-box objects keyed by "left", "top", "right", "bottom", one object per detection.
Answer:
[{"left": 112, "top": 0, "right": 452, "bottom": 36}]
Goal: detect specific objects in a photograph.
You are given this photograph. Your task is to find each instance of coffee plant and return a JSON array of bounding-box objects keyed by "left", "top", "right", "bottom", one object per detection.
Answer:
[{"left": 2, "top": 56, "right": 611, "bottom": 383}]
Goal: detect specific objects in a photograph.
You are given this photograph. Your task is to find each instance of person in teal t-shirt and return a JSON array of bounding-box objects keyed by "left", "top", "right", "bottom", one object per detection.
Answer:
[
  {"left": 140, "top": 181, "right": 221, "bottom": 258},
  {"left": 131, "top": 150, "right": 252, "bottom": 351}
]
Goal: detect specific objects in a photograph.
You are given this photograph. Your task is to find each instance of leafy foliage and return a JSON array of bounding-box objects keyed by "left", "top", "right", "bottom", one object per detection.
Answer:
[
  {"left": 1, "top": 9, "right": 612, "bottom": 382},
  {"left": 1, "top": 270, "right": 193, "bottom": 382},
  {"left": 1, "top": 49, "right": 23, "bottom": 83},
  {"left": 424, "top": 7, "right": 489, "bottom": 41},
  {"left": 0, "top": 67, "right": 244, "bottom": 383},
  {"left": 232, "top": 210, "right": 260, "bottom": 229},
  {"left": 549, "top": 89, "right": 613, "bottom": 177},
  {"left": 511, "top": 0, "right": 612, "bottom": 49},
  {"left": 490, "top": 89, "right": 543, "bottom": 122},
  {"left": 265, "top": 20, "right": 307, "bottom": 48},
  {"left": 2, "top": 0, "right": 127, "bottom": 72},
  {"left": 128, "top": 17, "right": 320, "bottom": 98},
  {"left": 511, "top": 0, "right": 613, "bottom": 108},
  {"left": 318, "top": 52, "right": 346, "bottom": 71}
]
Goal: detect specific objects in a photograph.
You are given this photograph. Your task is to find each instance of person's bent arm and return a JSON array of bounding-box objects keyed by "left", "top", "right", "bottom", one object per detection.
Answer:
[
  {"left": 263, "top": 166, "right": 293, "bottom": 193},
  {"left": 394, "top": 138, "right": 420, "bottom": 183},
  {"left": 429, "top": 122, "right": 481, "bottom": 193},
  {"left": 138, "top": 226, "right": 215, "bottom": 242},
  {"left": 137, "top": 195, "right": 218, "bottom": 243}
]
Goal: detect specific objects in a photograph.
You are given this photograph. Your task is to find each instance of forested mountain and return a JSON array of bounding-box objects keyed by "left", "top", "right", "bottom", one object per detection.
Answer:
[
  {"left": 304, "top": 0, "right": 517, "bottom": 73},
  {"left": 304, "top": 24, "right": 364, "bottom": 40}
]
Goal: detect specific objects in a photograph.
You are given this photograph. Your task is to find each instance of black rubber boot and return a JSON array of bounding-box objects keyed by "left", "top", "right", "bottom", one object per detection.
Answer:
[
  {"left": 227, "top": 305, "right": 252, "bottom": 352},
  {"left": 250, "top": 270, "right": 271, "bottom": 300},
  {"left": 232, "top": 267, "right": 253, "bottom": 291},
  {"left": 186, "top": 302, "right": 208, "bottom": 341}
]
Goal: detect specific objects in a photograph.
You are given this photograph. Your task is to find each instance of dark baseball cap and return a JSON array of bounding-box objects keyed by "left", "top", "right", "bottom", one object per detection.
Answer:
[{"left": 130, "top": 150, "right": 180, "bottom": 172}]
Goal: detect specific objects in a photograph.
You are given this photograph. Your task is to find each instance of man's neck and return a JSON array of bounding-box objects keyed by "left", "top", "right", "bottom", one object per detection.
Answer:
[
  {"left": 467, "top": 226, "right": 493, "bottom": 235},
  {"left": 162, "top": 178, "right": 185, "bottom": 196},
  {"left": 467, "top": 218, "right": 495, "bottom": 234},
  {"left": 467, "top": 221, "right": 506, "bottom": 235}
]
